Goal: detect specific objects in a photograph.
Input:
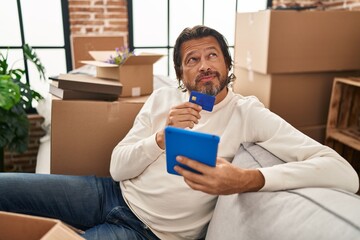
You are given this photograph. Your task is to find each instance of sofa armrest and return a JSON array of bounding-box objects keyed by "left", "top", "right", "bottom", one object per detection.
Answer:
[{"left": 206, "top": 143, "right": 360, "bottom": 240}]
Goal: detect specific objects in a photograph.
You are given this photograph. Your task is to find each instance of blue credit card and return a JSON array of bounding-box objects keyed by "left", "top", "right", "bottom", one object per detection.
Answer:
[{"left": 189, "top": 91, "right": 215, "bottom": 112}]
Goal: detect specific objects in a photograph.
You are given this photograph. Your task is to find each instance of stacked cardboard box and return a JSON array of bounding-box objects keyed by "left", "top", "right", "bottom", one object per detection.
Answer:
[
  {"left": 49, "top": 74, "right": 122, "bottom": 101},
  {"left": 51, "top": 96, "right": 148, "bottom": 176},
  {"left": 83, "top": 51, "right": 163, "bottom": 97},
  {"left": 50, "top": 51, "right": 162, "bottom": 176},
  {"left": 50, "top": 52, "right": 163, "bottom": 100},
  {"left": 233, "top": 10, "right": 360, "bottom": 143}
]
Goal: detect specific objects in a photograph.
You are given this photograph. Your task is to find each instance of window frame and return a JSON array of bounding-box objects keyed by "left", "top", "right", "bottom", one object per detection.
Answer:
[
  {"left": 0, "top": 0, "right": 72, "bottom": 85},
  {"left": 127, "top": 0, "right": 273, "bottom": 76}
]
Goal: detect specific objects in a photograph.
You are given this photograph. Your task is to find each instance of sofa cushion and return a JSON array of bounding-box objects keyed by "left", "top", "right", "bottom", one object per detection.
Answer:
[{"left": 206, "top": 143, "right": 360, "bottom": 240}]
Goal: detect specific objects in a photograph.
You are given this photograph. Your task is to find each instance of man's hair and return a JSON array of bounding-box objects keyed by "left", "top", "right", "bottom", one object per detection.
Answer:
[{"left": 173, "top": 25, "right": 233, "bottom": 82}]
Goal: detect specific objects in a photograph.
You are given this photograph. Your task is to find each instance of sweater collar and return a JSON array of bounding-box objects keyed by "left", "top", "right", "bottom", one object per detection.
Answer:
[{"left": 212, "top": 88, "right": 233, "bottom": 112}]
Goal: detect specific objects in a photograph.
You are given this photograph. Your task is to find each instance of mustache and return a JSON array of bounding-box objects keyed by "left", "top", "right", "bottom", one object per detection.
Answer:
[{"left": 195, "top": 70, "right": 220, "bottom": 83}]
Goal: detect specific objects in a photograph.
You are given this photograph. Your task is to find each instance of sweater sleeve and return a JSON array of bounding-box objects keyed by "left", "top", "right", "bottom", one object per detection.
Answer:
[
  {"left": 110, "top": 91, "right": 165, "bottom": 181},
  {"left": 241, "top": 98, "right": 359, "bottom": 193}
]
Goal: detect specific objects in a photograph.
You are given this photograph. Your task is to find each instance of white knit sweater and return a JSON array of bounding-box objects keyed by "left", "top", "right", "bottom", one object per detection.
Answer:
[{"left": 110, "top": 86, "right": 359, "bottom": 240}]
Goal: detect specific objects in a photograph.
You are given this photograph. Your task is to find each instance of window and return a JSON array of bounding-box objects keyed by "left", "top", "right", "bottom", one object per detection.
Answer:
[
  {"left": 0, "top": 0, "right": 72, "bottom": 99},
  {"left": 128, "top": 0, "right": 271, "bottom": 78}
]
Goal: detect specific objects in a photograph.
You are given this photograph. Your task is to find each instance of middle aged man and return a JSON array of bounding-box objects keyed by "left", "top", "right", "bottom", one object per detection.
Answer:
[{"left": 0, "top": 25, "right": 358, "bottom": 240}]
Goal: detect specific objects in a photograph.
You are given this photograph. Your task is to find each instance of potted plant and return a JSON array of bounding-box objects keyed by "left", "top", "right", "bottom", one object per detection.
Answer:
[{"left": 0, "top": 44, "right": 46, "bottom": 171}]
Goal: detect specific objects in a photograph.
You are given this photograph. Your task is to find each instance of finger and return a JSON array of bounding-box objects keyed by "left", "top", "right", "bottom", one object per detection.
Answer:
[
  {"left": 181, "top": 101, "right": 203, "bottom": 111},
  {"left": 174, "top": 157, "right": 216, "bottom": 189},
  {"left": 171, "top": 102, "right": 202, "bottom": 117},
  {"left": 168, "top": 121, "right": 195, "bottom": 129},
  {"left": 174, "top": 163, "right": 205, "bottom": 180},
  {"left": 183, "top": 178, "right": 215, "bottom": 194},
  {"left": 169, "top": 115, "right": 199, "bottom": 126},
  {"left": 174, "top": 166, "right": 211, "bottom": 191},
  {"left": 176, "top": 156, "right": 214, "bottom": 175},
  {"left": 169, "top": 107, "right": 202, "bottom": 120},
  {"left": 180, "top": 121, "right": 196, "bottom": 129},
  {"left": 168, "top": 115, "right": 196, "bottom": 128},
  {"left": 174, "top": 160, "right": 218, "bottom": 194},
  {"left": 179, "top": 171, "right": 218, "bottom": 194},
  {"left": 167, "top": 110, "right": 201, "bottom": 128}
]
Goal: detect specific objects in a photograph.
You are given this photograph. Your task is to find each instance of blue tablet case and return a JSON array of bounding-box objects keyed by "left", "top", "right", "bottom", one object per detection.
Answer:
[{"left": 165, "top": 126, "right": 220, "bottom": 175}]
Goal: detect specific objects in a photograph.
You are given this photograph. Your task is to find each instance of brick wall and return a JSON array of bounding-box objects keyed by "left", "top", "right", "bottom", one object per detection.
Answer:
[
  {"left": 4, "top": 115, "right": 46, "bottom": 172},
  {"left": 273, "top": 0, "right": 360, "bottom": 10},
  {"left": 66, "top": 0, "right": 360, "bottom": 44},
  {"left": 68, "top": 0, "right": 129, "bottom": 37}
]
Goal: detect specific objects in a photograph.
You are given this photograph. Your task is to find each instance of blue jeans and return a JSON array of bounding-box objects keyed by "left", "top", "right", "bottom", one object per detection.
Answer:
[{"left": 0, "top": 173, "right": 159, "bottom": 240}]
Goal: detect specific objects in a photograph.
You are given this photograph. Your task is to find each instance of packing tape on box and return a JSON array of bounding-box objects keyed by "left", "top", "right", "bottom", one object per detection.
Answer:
[
  {"left": 246, "top": 50, "right": 253, "bottom": 71},
  {"left": 132, "top": 87, "right": 141, "bottom": 97},
  {"left": 245, "top": 50, "right": 254, "bottom": 82},
  {"left": 248, "top": 12, "right": 254, "bottom": 25},
  {"left": 247, "top": 70, "right": 254, "bottom": 82},
  {"left": 107, "top": 102, "right": 121, "bottom": 123}
]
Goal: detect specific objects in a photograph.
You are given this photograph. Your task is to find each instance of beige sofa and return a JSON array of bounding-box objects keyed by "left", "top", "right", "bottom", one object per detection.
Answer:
[{"left": 206, "top": 143, "right": 360, "bottom": 240}]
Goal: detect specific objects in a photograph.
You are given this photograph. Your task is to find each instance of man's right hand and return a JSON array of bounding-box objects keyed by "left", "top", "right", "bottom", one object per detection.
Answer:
[{"left": 156, "top": 102, "right": 202, "bottom": 149}]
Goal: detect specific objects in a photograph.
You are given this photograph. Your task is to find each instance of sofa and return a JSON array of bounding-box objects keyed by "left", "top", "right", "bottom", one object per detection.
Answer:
[{"left": 205, "top": 143, "right": 360, "bottom": 240}]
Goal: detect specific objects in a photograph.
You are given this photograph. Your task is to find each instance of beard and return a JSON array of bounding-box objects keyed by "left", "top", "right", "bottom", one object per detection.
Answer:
[{"left": 184, "top": 70, "right": 228, "bottom": 96}]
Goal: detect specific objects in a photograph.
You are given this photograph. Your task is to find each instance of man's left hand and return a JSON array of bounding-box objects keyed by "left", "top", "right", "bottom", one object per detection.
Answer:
[{"left": 174, "top": 156, "right": 265, "bottom": 195}]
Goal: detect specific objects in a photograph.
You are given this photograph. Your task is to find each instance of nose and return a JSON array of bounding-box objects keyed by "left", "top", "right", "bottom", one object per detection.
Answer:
[{"left": 199, "top": 58, "right": 211, "bottom": 72}]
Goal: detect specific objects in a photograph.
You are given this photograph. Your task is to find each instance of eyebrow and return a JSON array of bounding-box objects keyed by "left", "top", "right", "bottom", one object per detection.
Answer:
[{"left": 184, "top": 46, "right": 219, "bottom": 59}]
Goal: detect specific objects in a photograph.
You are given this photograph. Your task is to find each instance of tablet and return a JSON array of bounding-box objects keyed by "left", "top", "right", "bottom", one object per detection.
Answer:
[{"left": 165, "top": 126, "right": 220, "bottom": 175}]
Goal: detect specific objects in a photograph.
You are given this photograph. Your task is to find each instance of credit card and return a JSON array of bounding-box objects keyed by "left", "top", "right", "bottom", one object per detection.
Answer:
[{"left": 189, "top": 91, "right": 215, "bottom": 112}]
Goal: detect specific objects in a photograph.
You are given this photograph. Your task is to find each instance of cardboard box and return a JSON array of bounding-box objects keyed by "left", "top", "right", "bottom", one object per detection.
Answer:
[
  {"left": 233, "top": 67, "right": 359, "bottom": 127},
  {"left": 235, "top": 10, "right": 360, "bottom": 74},
  {"left": 71, "top": 35, "right": 125, "bottom": 69},
  {"left": 82, "top": 52, "right": 163, "bottom": 97},
  {"left": 50, "top": 80, "right": 119, "bottom": 101},
  {"left": 0, "top": 211, "right": 84, "bottom": 240},
  {"left": 52, "top": 74, "right": 122, "bottom": 96},
  {"left": 51, "top": 96, "right": 148, "bottom": 176}
]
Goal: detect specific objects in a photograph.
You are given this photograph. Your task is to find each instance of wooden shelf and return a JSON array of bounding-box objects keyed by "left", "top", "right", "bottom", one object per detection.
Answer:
[
  {"left": 327, "top": 129, "right": 360, "bottom": 151},
  {"left": 326, "top": 77, "right": 360, "bottom": 161}
]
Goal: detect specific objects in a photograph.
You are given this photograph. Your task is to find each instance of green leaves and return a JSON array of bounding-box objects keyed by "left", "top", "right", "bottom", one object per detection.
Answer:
[
  {"left": 0, "top": 75, "right": 21, "bottom": 110},
  {"left": 0, "top": 44, "right": 46, "bottom": 153},
  {"left": 0, "top": 78, "right": 29, "bottom": 153},
  {"left": 0, "top": 50, "right": 24, "bottom": 81},
  {"left": 0, "top": 105, "right": 29, "bottom": 153},
  {"left": 23, "top": 44, "right": 46, "bottom": 80},
  {"left": 0, "top": 50, "right": 9, "bottom": 75}
]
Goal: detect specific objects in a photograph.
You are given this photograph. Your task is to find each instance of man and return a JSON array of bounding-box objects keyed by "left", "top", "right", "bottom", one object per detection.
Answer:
[{"left": 0, "top": 26, "right": 358, "bottom": 240}]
